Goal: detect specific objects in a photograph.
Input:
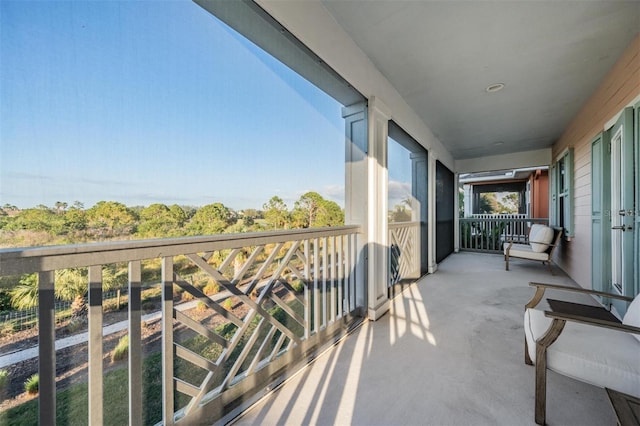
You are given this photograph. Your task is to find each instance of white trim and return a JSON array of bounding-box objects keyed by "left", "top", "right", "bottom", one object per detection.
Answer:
[
  {"left": 604, "top": 93, "right": 640, "bottom": 130},
  {"left": 554, "top": 147, "right": 571, "bottom": 163}
]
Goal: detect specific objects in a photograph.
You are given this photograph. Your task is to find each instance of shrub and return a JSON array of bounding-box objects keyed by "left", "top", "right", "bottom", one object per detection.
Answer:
[
  {"left": 25, "top": 374, "right": 39, "bottom": 395},
  {"left": 222, "top": 298, "right": 234, "bottom": 311},
  {"left": 203, "top": 282, "right": 219, "bottom": 296},
  {"left": 196, "top": 301, "right": 207, "bottom": 312},
  {"left": 111, "top": 335, "right": 129, "bottom": 363},
  {"left": 0, "top": 369, "right": 8, "bottom": 398},
  {"left": 113, "top": 340, "right": 128, "bottom": 362},
  {"left": 181, "top": 291, "right": 194, "bottom": 302},
  {"left": 66, "top": 318, "right": 85, "bottom": 333},
  {"left": 291, "top": 280, "right": 305, "bottom": 293}
]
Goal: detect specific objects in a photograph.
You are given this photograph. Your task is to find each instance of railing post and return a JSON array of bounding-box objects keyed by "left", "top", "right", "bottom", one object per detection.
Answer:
[
  {"left": 88, "top": 265, "right": 103, "bottom": 425},
  {"left": 304, "top": 239, "right": 310, "bottom": 339},
  {"left": 162, "top": 257, "right": 175, "bottom": 426},
  {"left": 38, "top": 271, "right": 56, "bottom": 426},
  {"left": 128, "top": 261, "right": 142, "bottom": 426}
]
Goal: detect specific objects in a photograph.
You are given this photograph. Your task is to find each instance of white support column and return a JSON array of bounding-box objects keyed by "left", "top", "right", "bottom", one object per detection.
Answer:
[
  {"left": 454, "top": 173, "right": 460, "bottom": 253},
  {"left": 366, "top": 97, "right": 391, "bottom": 320},
  {"left": 463, "top": 184, "right": 473, "bottom": 217},
  {"left": 343, "top": 97, "right": 391, "bottom": 321},
  {"left": 343, "top": 102, "right": 368, "bottom": 312},
  {"left": 428, "top": 153, "right": 438, "bottom": 274}
]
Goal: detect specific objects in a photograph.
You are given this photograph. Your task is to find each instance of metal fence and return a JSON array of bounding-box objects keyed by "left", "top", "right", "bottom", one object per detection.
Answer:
[{"left": 0, "top": 290, "right": 122, "bottom": 332}]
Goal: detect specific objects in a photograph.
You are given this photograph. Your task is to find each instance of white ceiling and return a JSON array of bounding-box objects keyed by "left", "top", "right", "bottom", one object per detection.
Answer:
[{"left": 321, "top": 1, "right": 640, "bottom": 159}]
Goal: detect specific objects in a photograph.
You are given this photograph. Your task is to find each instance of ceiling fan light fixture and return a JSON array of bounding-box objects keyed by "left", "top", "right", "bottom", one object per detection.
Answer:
[{"left": 485, "top": 83, "right": 505, "bottom": 93}]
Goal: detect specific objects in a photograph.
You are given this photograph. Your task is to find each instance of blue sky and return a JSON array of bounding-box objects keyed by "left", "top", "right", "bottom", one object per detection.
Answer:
[{"left": 1, "top": 0, "right": 411, "bottom": 211}]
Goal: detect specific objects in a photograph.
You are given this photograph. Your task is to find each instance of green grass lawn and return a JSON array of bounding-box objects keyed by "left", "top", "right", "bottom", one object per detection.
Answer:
[{"left": 0, "top": 353, "right": 163, "bottom": 426}]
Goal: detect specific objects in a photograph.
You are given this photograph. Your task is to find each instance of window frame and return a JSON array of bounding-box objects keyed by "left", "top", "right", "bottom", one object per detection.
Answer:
[{"left": 550, "top": 147, "right": 574, "bottom": 239}]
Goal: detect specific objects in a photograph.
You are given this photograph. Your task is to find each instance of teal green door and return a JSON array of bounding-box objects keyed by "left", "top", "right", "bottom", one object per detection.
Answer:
[
  {"left": 609, "top": 107, "right": 635, "bottom": 315},
  {"left": 592, "top": 107, "right": 636, "bottom": 315},
  {"left": 591, "top": 132, "right": 610, "bottom": 294}
]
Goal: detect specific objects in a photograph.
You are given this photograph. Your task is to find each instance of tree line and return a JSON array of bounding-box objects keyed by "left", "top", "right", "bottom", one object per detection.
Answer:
[
  {"left": 0, "top": 192, "right": 344, "bottom": 314},
  {"left": 0, "top": 192, "right": 344, "bottom": 247}
]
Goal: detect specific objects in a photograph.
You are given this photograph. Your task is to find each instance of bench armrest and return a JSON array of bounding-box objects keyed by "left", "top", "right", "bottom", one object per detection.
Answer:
[
  {"left": 526, "top": 282, "right": 634, "bottom": 309},
  {"left": 544, "top": 310, "right": 640, "bottom": 335}
]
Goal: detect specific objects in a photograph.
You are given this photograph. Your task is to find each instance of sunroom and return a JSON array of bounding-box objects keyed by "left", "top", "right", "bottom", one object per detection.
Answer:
[{"left": 0, "top": 0, "right": 639, "bottom": 425}]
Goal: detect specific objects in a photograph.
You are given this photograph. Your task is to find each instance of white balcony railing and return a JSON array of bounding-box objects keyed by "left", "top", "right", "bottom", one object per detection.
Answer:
[
  {"left": 388, "top": 221, "right": 421, "bottom": 285},
  {"left": 0, "top": 226, "right": 362, "bottom": 425},
  {"left": 459, "top": 217, "right": 549, "bottom": 252}
]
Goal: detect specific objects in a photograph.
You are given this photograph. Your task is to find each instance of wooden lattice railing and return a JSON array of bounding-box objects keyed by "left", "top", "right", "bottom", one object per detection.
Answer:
[
  {"left": 0, "top": 226, "right": 362, "bottom": 425},
  {"left": 388, "top": 221, "right": 420, "bottom": 285}
]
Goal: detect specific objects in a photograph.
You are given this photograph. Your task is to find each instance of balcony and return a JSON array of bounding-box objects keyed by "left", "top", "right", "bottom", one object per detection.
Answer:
[
  {"left": 0, "top": 228, "right": 618, "bottom": 425},
  {"left": 233, "top": 251, "right": 617, "bottom": 426}
]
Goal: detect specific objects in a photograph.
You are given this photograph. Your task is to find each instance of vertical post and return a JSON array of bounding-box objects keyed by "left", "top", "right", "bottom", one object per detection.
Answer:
[
  {"left": 162, "top": 257, "right": 175, "bottom": 426},
  {"left": 463, "top": 184, "right": 473, "bottom": 217},
  {"left": 322, "top": 237, "right": 327, "bottom": 328},
  {"left": 454, "top": 173, "right": 460, "bottom": 253},
  {"left": 128, "top": 261, "right": 142, "bottom": 426},
  {"left": 304, "top": 239, "right": 310, "bottom": 339},
  {"left": 313, "top": 238, "right": 320, "bottom": 333},
  {"left": 88, "top": 265, "right": 103, "bottom": 425},
  {"left": 427, "top": 153, "right": 438, "bottom": 273},
  {"left": 38, "top": 271, "right": 56, "bottom": 426},
  {"left": 411, "top": 151, "right": 428, "bottom": 275},
  {"left": 343, "top": 101, "right": 368, "bottom": 313},
  {"left": 366, "top": 96, "right": 391, "bottom": 320},
  {"left": 337, "top": 235, "right": 344, "bottom": 318},
  {"left": 330, "top": 236, "right": 336, "bottom": 322}
]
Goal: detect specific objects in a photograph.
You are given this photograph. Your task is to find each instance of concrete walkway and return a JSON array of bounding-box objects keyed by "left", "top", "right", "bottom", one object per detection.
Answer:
[
  {"left": 0, "top": 308, "right": 163, "bottom": 369},
  {"left": 0, "top": 291, "right": 230, "bottom": 369},
  {"left": 233, "top": 252, "right": 617, "bottom": 426}
]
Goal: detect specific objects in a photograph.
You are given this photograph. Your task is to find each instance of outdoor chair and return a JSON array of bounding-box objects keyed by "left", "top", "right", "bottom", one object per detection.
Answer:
[
  {"left": 523, "top": 282, "right": 640, "bottom": 425},
  {"left": 504, "top": 225, "right": 562, "bottom": 274}
]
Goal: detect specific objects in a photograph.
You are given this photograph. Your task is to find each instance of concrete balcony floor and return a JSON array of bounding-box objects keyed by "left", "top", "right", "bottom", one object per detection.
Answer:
[{"left": 233, "top": 251, "right": 617, "bottom": 426}]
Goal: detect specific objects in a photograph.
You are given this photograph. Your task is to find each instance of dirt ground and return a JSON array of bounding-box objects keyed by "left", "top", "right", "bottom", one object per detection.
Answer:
[{"left": 0, "top": 300, "right": 250, "bottom": 412}]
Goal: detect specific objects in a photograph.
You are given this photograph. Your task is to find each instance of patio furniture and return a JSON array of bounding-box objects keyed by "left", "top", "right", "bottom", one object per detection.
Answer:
[
  {"left": 524, "top": 282, "right": 640, "bottom": 425},
  {"left": 606, "top": 388, "right": 640, "bottom": 426},
  {"left": 504, "top": 225, "right": 562, "bottom": 274}
]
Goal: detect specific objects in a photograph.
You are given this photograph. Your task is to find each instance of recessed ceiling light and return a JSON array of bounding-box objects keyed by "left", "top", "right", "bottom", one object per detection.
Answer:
[{"left": 485, "top": 83, "right": 505, "bottom": 93}]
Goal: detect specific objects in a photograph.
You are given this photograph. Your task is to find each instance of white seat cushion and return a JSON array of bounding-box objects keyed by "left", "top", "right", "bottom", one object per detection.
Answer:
[
  {"left": 504, "top": 243, "right": 550, "bottom": 261},
  {"left": 529, "top": 225, "right": 555, "bottom": 253},
  {"left": 525, "top": 308, "right": 640, "bottom": 397},
  {"left": 622, "top": 295, "right": 640, "bottom": 343}
]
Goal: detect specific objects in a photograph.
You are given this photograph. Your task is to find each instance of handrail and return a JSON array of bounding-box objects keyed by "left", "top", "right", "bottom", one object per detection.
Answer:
[{"left": 0, "top": 225, "right": 361, "bottom": 275}]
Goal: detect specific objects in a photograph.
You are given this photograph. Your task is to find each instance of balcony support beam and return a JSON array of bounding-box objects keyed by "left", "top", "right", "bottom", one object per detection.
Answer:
[{"left": 343, "top": 97, "right": 391, "bottom": 321}]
